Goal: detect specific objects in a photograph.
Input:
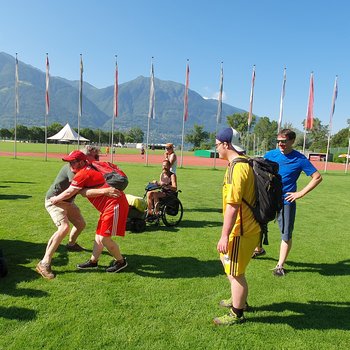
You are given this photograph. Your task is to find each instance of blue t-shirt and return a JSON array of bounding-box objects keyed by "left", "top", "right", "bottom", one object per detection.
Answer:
[{"left": 264, "top": 149, "right": 317, "bottom": 203}]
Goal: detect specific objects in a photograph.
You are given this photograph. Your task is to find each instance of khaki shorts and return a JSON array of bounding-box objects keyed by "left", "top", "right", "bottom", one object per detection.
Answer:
[
  {"left": 45, "top": 199, "right": 83, "bottom": 227},
  {"left": 221, "top": 233, "right": 260, "bottom": 276}
]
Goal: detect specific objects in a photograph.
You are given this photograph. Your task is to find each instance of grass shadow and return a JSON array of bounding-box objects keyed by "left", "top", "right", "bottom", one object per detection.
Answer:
[
  {"left": 251, "top": 301, "right": 350, "bottom": 330},
  {"left": 123, "top": 253, "right": 222, "bottom": 278},
  {"left": 0, "top": 306, "right": 37, "bottom": 322},
  {"left": 0, "top": 194, "right": 32, "bottom": 200},
  {"left": 285, "top": 259, "right": 350, "bottom": 276}
]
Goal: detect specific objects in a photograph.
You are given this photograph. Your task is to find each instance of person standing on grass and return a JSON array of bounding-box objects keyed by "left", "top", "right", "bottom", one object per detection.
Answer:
[
  {"left": 213, "top": 127, "right": 261, "bottom": 326},
  {"left": 164, "top": 143, "right": 177, "bottom": 174},
  {"left": 256, "top": 129, "right": 322, "bottom": 276},
  {"left": 47, "top": 151, "right": 128, "bottom": 275}
]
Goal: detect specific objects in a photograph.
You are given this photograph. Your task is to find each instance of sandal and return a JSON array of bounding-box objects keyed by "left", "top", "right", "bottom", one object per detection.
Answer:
[{"left": 252, "top": 248, "right": 266, "bottom": 258}]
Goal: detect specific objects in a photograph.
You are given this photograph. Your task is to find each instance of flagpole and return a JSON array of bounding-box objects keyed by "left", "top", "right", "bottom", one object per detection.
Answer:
[
  {"left": 180, "top": 59, "right": 189, "bottom": 168},
  {"left": 14, "top": 53, "right": 19, "bottom": 159},
  {"left": 78, "top": 54, "right": 83, "bottom": 148},
  {"left": 110, "top": 55, "right": 118, "bottom": 163},
  {"left": 247, "top": 64, "right": 256, "bottom": 154},
  {"left": 345, "top": 126, "right": 350, "bottom": 174},
  {"left": 324, "top": 76, "right": 338, "bottom": 172},
  {"left": 214, "top": 62, "right": 223, "bottom": 168},
  {"left": 45, "top": 53, "right": 50, "bottom": 161},
  {"left": 146, "top": 57, "right": 155, "bottom": 166}
]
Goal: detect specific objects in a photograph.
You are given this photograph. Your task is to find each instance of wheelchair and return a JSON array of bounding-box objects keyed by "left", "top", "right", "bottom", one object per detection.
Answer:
[{"left": 144, "top": 182, "right": 183, "bottom": 227}]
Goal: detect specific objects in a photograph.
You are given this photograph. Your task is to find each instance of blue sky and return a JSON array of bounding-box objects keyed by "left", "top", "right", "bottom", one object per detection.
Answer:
[{"left": 1, "top": 0, "right": 349, "bottom": 133}]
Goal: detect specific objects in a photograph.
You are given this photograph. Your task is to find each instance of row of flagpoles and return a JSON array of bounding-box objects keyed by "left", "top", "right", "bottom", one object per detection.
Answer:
[{"left": 11, "top": 54, "right": 349, "bottom": 173}]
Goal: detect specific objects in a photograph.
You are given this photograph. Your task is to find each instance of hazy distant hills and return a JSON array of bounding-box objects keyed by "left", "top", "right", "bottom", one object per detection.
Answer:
[{"left": 0, "top": 52, "right": 245, "bottom": 143}]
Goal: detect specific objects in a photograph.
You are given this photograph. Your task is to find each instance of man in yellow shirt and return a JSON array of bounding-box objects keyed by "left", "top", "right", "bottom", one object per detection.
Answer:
[{"left": 213, "top": 128, "right": 261, "bottom": 326}]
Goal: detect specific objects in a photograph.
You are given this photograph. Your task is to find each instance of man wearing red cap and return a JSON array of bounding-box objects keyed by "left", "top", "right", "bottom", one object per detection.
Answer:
[
  {"left": 213, "top": 128, "right": 260, "bottom": 326},
  {"left": 36, "top": 150, "right": 128, "bottom": 279}
]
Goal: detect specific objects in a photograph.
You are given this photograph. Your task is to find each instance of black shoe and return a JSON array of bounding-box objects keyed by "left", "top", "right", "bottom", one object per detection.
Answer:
[
  {"left": 66, "top": 242, "right": 85, "bottom": 252},
  {"left": 106, "top": 257, "right": 128, "bottom": 273},
  {"left": 77, "top": 260, "right": 98, "bottom": 269}
]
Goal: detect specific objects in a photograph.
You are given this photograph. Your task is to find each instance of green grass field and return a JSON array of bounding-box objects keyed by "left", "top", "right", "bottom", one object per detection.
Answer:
[{"left": 0, "top": 156, "right": 349, "bottom": 350}]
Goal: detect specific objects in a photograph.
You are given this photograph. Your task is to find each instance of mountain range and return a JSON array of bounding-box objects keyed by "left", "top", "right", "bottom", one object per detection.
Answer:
[{"left": 0, "top": 52, "right": 245, "bottom": 143}]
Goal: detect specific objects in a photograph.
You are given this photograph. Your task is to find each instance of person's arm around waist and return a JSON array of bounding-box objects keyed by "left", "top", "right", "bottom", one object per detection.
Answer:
[{"left": 285, "top": 171, "right": 322, "bottom": 202}]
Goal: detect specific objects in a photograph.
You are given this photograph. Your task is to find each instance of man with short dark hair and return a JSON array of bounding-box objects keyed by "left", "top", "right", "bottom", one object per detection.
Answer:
[
  {"left": 264, "top": 128, "right": 322, "bottom": 276},
  {"left": 213, "top": 127, "right": 260, "bottom": 326}
]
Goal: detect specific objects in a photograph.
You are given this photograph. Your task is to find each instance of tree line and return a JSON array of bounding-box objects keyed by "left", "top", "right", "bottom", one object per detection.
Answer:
[
  {"left": 185, "top": 112, "right": 349, "bottom": 157},
  {"left": 0, "top": 123, "right": 145, "bottom": 144}
]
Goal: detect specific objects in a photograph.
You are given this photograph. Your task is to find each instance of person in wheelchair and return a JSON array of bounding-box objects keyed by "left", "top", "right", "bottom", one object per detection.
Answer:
[{"left": 146, "top": 159, "right": 177, "bottom": 219}]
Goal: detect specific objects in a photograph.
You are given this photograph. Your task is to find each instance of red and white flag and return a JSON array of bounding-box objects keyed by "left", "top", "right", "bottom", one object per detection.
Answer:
[
  {"left": 183, "top": 62, "right": 190, "bottom": 122},
  {"left": 278, "top": 68, "right": 286, "bottom": 132},
  {"left": 45, "top": 54, "right": 50, "bottom": 115},
  {"left": 216, "top": 62, "right": 224, "bottom": 124},
  {"left": 15, "top": 54, "right": 19, "bottom": 114},
  {"left": 248, "top": 65, "right": 256, "bottom": 127},
  {"left": 305, "top": 72, "right": 314, "bottom": 130},
  {"left": 114, "top": 58, "right": 118, "bottom": 117},
  {"left": 148, "top": 62, "right": 155, "bottom": 119}
]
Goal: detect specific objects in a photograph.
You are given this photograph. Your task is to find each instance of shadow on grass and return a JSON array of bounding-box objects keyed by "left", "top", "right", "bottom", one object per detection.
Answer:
[
  {"left": 0, "top": 194, "right": 32, "bottom": 200},
  {"left": 285, "top": 259, "right": 350, "bottom": 276},
  {"left": 251, "top": 301, "right": 350, "bottom": 330},
  {"left": 185, "top": 207, "right": 222, "bottom": 214},
  {"left": 124, "top": 254, "right": 222, "bottom": 278},
  {"left": 0, "top": 239, "right": 71, "bottom": 298},
  {"left": 0, "top": 306, "right": 37, "bottom": 321}
]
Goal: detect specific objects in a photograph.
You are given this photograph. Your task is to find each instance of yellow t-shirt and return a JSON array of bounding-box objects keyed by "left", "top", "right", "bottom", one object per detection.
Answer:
[{"left": 223, "top": 157, "right": 261, "bottom": 237}]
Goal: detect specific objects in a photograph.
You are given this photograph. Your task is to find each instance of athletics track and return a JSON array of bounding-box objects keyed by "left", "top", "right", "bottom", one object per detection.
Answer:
[{"left": 0, "top": 151, "right": 346, "bottom": 171}]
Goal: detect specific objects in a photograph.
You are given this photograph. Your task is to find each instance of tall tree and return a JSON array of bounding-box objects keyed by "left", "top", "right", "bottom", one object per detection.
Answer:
[
  {"left": 254, "top": 116, "right": 278, "bottom": 150},
  {"left": 185, "top": 124, "right": 209, "bottom": 149}
]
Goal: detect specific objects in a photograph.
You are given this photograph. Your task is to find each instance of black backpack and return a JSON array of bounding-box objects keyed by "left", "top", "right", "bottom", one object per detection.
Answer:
[{"left": 233, "top": 157, "right": 283, "bottom": 244}]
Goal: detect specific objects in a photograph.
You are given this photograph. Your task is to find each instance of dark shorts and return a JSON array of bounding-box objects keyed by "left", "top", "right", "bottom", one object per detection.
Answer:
[{"left": 277, "top": 202, "right": 296, "bottom": 241}]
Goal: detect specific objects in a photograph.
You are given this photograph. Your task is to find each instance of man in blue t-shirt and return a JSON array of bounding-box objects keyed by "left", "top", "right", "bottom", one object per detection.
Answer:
[{"left": 263, "top": 129, "right": 322, "bottom": 276}]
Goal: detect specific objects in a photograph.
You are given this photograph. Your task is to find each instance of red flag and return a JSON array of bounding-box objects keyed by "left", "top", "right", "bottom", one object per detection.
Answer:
[
  {"left": 183, "top": 62, "right": 189, "bottom": 122},
  {"left": 45, "top": 54, "right": 50, "bottom": 115},
  {"left": 305, "top": 72, "right": 314, "bottom": 130},
  {"left": 248, "top": 65, "right": 256, "bottom": 127},
  {"left": 114, "top": 59, "right": 118, "bottom": 117}
]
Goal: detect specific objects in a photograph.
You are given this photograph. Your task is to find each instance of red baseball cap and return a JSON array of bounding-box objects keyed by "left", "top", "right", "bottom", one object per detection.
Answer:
[{"left": 62, "top": 150, "right": 87, "bottom": 162}]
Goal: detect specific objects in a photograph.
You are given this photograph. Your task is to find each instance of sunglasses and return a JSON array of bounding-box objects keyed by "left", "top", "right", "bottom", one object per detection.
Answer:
[{"left": 276, "top": 139, "right": 288, "bottom": 144}]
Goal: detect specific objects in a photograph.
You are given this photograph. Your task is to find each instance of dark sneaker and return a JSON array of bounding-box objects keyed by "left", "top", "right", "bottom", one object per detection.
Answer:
[
  {"left": 272, "top": 265, "right": 286, "bottom": 277},
  {"left": 36, "top": 261, "right": 55, "bottom": 279},
  {"left": 77, "top": 260, "right": 98, "bottom": 269},
  {"left": 213, "top": 309, "right": 246, "bottom": 326},
  {"left": 66, "top": 242, "right": 85, "bottom": 252},
  {"left": 252, "top": 248, "right": 266, "bottom": 258},
  {"left": 106, "top": 257, "right": 128, "bottom": 273},
  {"left": 219, "top": 298, "right": 251, "bottom": 311}
]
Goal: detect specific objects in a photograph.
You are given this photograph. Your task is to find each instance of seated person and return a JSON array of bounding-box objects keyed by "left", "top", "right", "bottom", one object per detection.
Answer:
[{"left": 147, "top": 160, "right": 177, "bottom": 217}]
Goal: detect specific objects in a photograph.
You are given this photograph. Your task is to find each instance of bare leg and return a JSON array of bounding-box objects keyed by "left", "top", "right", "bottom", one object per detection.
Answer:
[
  {"left": 277, "top": 239, "right": 292, "bottom": 267},
  {"left": 227, "top": 274, "right": 248, "bottom": 309},
  {"left": 67, "top": 211, "right": 86, "bottom": 245},
  {"left": 101, "top": 236, "right": 123, "bottom": 261},
  {"left": 42, "top": 220, "right": 70, "bottom": 265},
  {"left": 89, "top": 235, "right": 105, "bottom": 263}
]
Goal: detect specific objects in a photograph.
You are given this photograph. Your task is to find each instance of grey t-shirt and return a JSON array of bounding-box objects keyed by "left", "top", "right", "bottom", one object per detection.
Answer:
[{"left": 45, "top": 164, "right": 76, "bottom": 202}]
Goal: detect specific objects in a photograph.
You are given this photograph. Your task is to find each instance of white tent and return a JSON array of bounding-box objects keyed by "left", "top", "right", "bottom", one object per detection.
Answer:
[{"left": 48, "top": 123, "right": 89, "bottom": 142}]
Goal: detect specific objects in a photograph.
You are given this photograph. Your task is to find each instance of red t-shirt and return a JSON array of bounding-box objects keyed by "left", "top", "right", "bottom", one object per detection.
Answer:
[{"left": 70, "top": 165, "right": 123, "bottom": 212}]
